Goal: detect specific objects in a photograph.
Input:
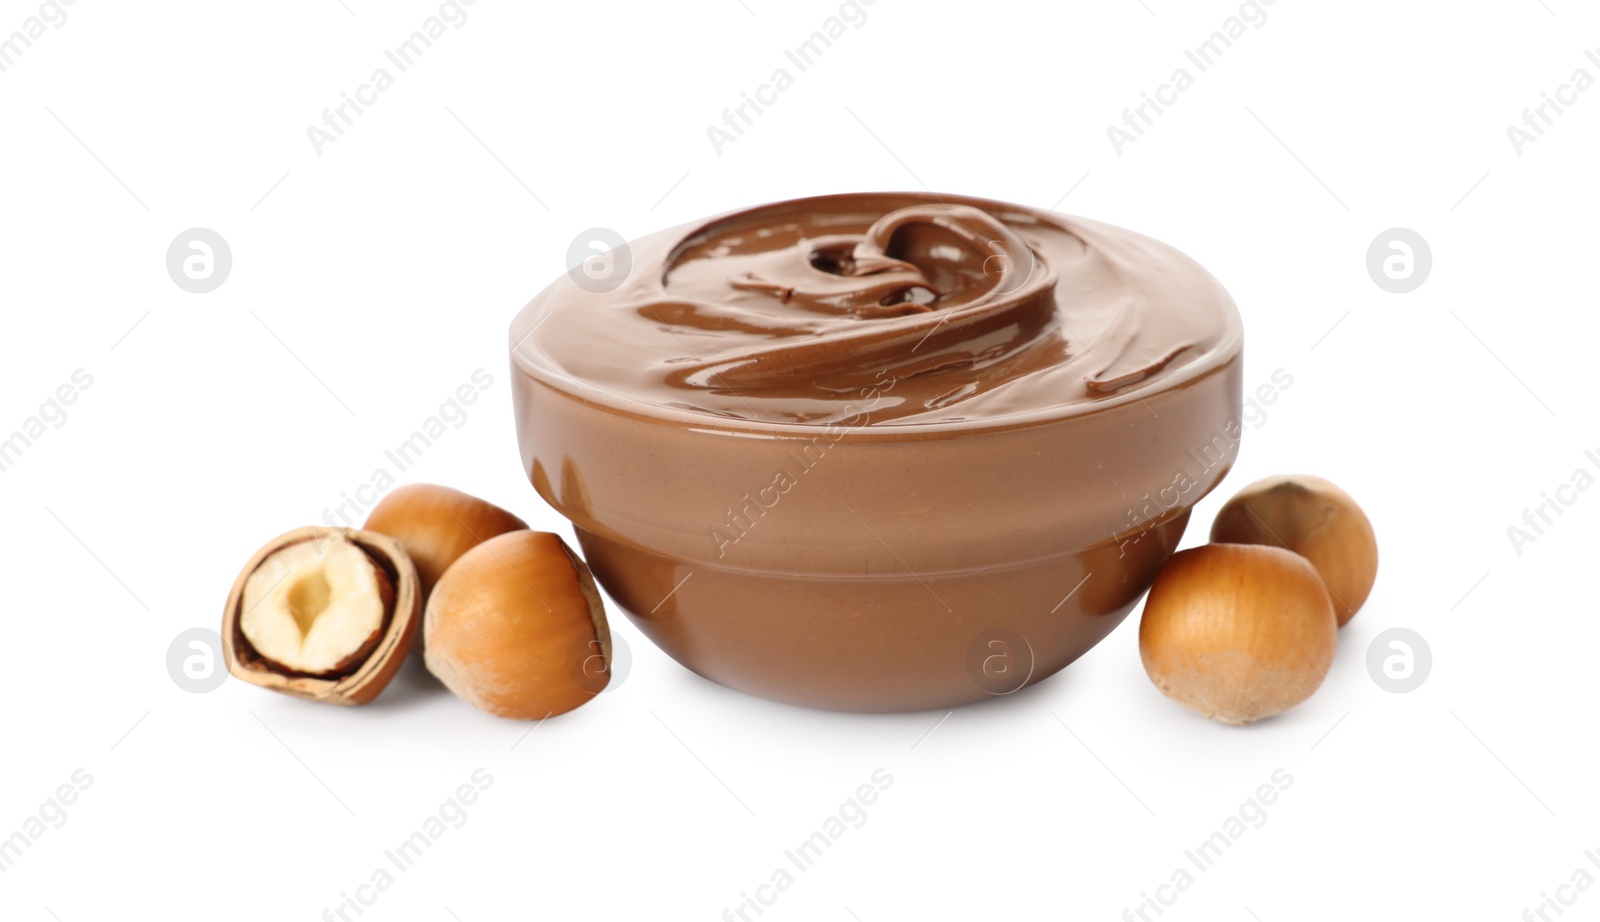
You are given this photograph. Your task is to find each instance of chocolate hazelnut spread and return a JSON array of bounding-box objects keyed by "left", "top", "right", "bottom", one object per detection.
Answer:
[
  {"left": 510, "top": 193, "right": 1244, "bottom": 712},
  {"left": 521, "top": 194, "right": 1234, "bottom": 427}
]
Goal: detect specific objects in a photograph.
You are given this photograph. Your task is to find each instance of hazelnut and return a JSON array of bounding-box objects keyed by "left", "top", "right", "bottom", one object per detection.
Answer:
[
  {"left": 222, "top": 527, "right": 420, "bottom": 705},
  {"left": 363, "top": 483, "right": 528, "bottom": 602},
  {"left": 425, "top": 531, "right": 611, "bottom": 720},
  {"left": 1209, "top": 474, "right": 1378, "bottom": 625},
  {"left": 1139, "top": 544, "right": 1337, "bottom": 726}
]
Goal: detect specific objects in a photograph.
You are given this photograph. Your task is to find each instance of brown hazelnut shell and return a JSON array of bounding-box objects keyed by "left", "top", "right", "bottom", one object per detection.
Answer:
[
  {"left": 1139, "top": 543, "right": 1338, "bottom": 726},
  {"left": 363, "top": 483, "right": 528, "bottom": 603},
  {"left": 1209, "top": 474, "right": 1378, "bottom": 626},
  {"left": 424, "top": 530, "right": 610, "bottom": 720}
]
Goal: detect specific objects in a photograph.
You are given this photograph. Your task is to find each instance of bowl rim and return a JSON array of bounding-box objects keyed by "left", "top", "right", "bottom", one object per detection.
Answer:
[{"left": 513, "top": 356, "right": 1242, "bottom": 443}]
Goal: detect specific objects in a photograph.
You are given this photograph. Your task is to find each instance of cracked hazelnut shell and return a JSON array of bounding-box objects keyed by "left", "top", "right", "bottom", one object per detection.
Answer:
[{"left": 222, "top": 527, "right": 420, "bottom": 705}]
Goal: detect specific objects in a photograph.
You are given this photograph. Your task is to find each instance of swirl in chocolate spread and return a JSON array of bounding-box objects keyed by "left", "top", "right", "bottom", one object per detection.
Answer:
[{"left": 516, "top": 193, "right": 1238, "bottom": 427}]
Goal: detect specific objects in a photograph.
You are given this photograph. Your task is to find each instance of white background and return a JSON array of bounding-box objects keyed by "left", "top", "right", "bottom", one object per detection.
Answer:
[{"left": 2, "top": 1, "right": 1596, "bottom": 919}]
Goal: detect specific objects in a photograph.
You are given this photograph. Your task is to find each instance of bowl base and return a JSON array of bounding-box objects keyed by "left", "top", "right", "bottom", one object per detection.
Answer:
[{"left": 575, "top": 510, "right": 1191, "bottom": 713}]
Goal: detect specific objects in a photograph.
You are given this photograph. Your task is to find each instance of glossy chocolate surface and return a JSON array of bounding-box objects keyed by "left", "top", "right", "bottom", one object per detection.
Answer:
[{"left": 524, "top": 193, "right": 1235, "bottom": 428}]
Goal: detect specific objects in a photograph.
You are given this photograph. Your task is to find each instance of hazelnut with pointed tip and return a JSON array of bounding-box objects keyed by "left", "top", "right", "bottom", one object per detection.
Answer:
[
  {"left": 1209, "top": 474, "right": 1377, "bottom": 625},
  {"left": 425, "top": 530, "right": 611, "bottom": 720},
  {"left": 363, "top": 483, "right": 528, "bottom": 602},
  {"left": 1139, "top": 544, "right": 1337, "bottom": 726}
]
